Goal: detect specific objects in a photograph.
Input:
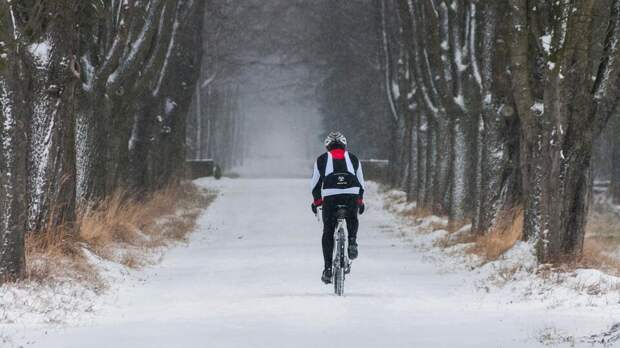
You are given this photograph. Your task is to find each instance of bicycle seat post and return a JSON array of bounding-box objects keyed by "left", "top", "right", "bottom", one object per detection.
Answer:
[{"left": 335, "top": 204, "right": 348, "bottom": 220}]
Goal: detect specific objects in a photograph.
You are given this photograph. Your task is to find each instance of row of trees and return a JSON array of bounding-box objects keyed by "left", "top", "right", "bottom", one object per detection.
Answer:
[
  {"left": 0, "top": 0, "right": 204, "bottom": 281},
  {"left": 595, "top": 114, "right": 620, "bottom": 204},
  {"left": 377, "top": 0, "right": 620, "bottom": 263},
  {"left": 186, "top": 0, "right": 282, "bottom": 170},
  {"left": 312, "top": 0, "right": 393, "bottom": 159},
  {"left": 188, "top": 82, "right": 245, "bottom": 170},
  {"left": 185, "top": 0, "right": 251, "bottom": 169},
  {"left": 184, "top": 0, "right": 395, "bottom": 168}
]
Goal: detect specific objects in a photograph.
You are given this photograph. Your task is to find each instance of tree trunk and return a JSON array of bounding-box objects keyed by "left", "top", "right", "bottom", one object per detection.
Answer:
[
  {"left": 611, "top": 117, "right": 620, "bottom": 204},
  {"left": 449, "top": 116, "right": 467, "bottom": 225},
  {"left": 0, "top": 76, "right": 27, "bottom": 280},
  {"left": 76, "top": 90, "right": 108, "bottom": 204},
  {"left": 416, "top": 108, "right": 430, "bottom": 211},
  {"left": 406, "top": 106, "right": 418, "bottom": 202},
  {"left": 0, "top": 12, "right": 28, "bottom": 278},
  {"left": 432, "top": 114, "right": 451, "bottom": 215},
  {"left": 26, "top": 13, "right": 78, "bottom": 232},
  {"left": 538, "top": 140, "right": 593, "bottom": 262},
  {"left": 474, "top": 0, "right": 519, "bottom": 234}
]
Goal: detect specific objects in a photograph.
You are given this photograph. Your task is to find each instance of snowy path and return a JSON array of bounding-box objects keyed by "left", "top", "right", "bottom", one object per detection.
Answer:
[{"left": 12, "top": 179, "right": 616, "bottom": 347}]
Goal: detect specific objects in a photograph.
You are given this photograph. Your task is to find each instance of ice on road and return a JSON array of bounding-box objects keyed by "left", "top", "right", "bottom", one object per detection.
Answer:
[{"left": 19, "top": 179, "right": 611, "bottom": 347}]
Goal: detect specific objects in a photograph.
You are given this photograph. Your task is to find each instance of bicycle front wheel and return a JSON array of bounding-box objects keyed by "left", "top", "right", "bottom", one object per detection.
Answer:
[
  {"left": 334, "top": 263, "right": 344, "bottom": 296},
  {"left": 334, "top": 227, "right": 346, "bottom": 296}
]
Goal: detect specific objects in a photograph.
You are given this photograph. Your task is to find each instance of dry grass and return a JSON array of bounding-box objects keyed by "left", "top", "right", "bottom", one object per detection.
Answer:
[
  {"left": 410, "top": 207, "right": 435, "bottom": 221},
  {"left": 24, "top": 182, "right": 215, "bottom": 286},
  {"left": 79, "top": 183, "right": 215, "bottom": 267},
  {"left": 587, "top": 209, "right": 620, "bottom": 239},
  {"left": 583, "top": 207, "right": 620, "bottom": 275},
  {"left": 580, "top": 239, "right": 620, "bottom": 276},
  {"left": 467, "top": 208, "right": 524, "bottom": 261},
  {"left": 433, "top": 229, "right": 472, "bottom": 249},
  {"left": 447, "top": 218, "right": 471, "bottom": 233},
  {"left": 433, "top": 208, "right": 523, "bottom": 261},
  {"left": 25, "top": 227, "right": 100, "bottom": 285}
]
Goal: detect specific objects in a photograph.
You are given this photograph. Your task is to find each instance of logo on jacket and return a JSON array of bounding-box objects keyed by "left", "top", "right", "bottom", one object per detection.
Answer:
[{"left": 338, "top": 176, "right": 345, "bottom": 183}]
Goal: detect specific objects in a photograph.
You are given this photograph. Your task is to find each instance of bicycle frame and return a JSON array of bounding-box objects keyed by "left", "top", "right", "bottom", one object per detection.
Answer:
[
  {"left": 315, "top": 205, "right": 351, "bottom": 296},
  {"left": 332, "top": 207, "right": 350, "bottom": 296}
]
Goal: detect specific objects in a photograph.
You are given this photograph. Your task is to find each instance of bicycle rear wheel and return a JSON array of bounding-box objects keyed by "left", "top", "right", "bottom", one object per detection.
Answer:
[{"left": 334, "top": 227, "right": 346, "bottom": 296}]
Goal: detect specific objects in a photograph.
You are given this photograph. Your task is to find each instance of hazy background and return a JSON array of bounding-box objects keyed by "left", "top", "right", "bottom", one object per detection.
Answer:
[{"left": 186, "top": 0, "right": 393, "bottom": 177}]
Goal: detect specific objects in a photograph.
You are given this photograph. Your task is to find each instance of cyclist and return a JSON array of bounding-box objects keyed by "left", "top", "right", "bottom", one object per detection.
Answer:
[{"left": 310, "top": 132, "right": 366, "bottom": 284}]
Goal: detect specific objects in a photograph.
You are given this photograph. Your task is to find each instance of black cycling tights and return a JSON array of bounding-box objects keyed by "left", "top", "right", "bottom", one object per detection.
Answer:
[{"left": 321, "top": 195, "right": 359, "bottom": 269}]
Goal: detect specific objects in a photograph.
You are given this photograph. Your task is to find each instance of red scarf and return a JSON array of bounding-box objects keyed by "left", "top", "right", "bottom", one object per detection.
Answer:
[{"left": 330, "top": 148, "right": 345, "bottom": 160}]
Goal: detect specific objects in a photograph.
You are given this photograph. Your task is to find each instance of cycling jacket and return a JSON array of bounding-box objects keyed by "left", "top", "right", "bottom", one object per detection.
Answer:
[{"left": 311, "top": 149, "right": 365, "bottom": 202}]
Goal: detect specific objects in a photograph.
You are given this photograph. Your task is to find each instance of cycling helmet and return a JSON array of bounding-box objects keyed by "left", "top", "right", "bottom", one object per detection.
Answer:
[{"left": 324, "top": 131, "right": 347, "bottom": 149}]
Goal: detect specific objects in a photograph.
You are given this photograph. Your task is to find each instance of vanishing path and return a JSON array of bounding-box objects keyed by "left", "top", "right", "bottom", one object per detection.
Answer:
[{"left": 23, "top": 179, "right": 610, "bottom": 347}]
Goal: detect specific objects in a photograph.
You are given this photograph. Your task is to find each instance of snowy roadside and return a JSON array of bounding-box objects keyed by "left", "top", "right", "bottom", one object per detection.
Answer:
[
  {"left": 3, "top": 178, "right": 620, "bottom": 348},
  {"left": 0, "top": 180, "right": 219, "bottom": 346},
  {"left": 372, "top": 182, "right": 620, "bottom": 346},
  {"left": 0, "top": 251, "right": 128, "bottom": 346}
]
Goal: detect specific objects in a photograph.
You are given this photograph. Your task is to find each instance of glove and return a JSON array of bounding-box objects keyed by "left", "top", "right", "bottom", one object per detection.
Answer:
[
  {"left": 311, "top": 199, "right": 323, "bottom": 215},
  {"left": 357, "top": 198, "right": 365, "bottom": 215}
]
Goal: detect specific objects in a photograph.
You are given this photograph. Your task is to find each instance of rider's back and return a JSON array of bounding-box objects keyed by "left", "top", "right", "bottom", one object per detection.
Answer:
[{"left": 312, "top": 148, "right": 365, "bottom": 201}]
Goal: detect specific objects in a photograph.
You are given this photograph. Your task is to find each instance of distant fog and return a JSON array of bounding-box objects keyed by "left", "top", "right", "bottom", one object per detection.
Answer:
[{"left": 234, "top": 103, "right": 323, "bottom": 178}]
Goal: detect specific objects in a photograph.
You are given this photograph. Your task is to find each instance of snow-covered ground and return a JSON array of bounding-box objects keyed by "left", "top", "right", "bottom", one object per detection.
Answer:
[{"left": 2, "top": 178, "right": 619, "bottom": 347}]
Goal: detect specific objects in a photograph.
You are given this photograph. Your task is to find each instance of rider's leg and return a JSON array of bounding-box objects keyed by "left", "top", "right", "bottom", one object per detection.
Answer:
[
  {"left": 346, "top": 201, "right": 359, "bottom": 259},
  {"left": 321, "top": 204, "right": 337, "bottom": 283},
  {"left": 342, "top": 195, "right": 359, "bottom": 240},
  {"left": 322, "top": 205, "right": 337, "bottom": 270},
  {"left": 346, "top": 212, "right": 359, "bottom": 240}
]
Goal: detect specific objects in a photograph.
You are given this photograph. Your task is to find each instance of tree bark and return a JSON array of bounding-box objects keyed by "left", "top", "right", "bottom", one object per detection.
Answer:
[
  {"left": 610, "top": 116, "right": 620, "bottom": 204},
  {"left": 0, "top": 74, "right": 27, "bottom": 280},
  {"left": 474, "top": 0, "right": 519, "bottom": 234},
  {"left": 26, "top": 1, "right": 79, "bottom": 232},
  {"left": 0, "top": 3, "right": 27, "bottom": 279}
]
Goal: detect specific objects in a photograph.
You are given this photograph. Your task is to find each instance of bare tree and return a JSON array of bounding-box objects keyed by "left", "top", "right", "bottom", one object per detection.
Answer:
[
  {"left": 0, "top": 0, "right": 28, "bottom": 280},
  {"left": 376, "top": 0, "right": 620, "bottom": 263},
  {"left": 0, "top": 0, "right": 206, "bottom": 281}
]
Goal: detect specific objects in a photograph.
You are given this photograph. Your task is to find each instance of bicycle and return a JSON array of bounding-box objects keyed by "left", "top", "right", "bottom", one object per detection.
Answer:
[{"left": 332, "top": 204, "right": 351, "bottom": 296}]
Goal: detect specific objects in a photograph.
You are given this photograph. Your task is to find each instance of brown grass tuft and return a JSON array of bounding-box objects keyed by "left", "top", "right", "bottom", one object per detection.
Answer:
[
  {"left": 79, "top": 183, "right": 215, "bottom": 266},
  {"left": 586, "top": 209, "right": 620, "bottom": 239},
  {"left": 448, "top": 219, "right": 471, "bottom": 233},
  {"left": 580, "top": 238, "right": 620, "bottom": 276},
  {"left": 583, "top": 206, "right": 620, "bottom": 275},
  {"left": 24, "top": 182, "right": 215, "bottom": 285},
  {"left": 410, "top": 207, "right": 433, "bottom": 219},
  {"left": 467, "top": 208, "right": 524, "bottom": 261},
  {"left": 433, "top": 230, "right": 472, "bottom": 249},
  {"left": 25, "top": 227, "right": 101, "bottom": 286}
]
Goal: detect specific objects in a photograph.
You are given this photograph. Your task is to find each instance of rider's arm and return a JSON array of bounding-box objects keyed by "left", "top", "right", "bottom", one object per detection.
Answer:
[
  {"left": 356, "top": 160, "right": 366, "bottom": 199},
  {"left": 311, "top": 161, "right": 323, "bottom": 203}
]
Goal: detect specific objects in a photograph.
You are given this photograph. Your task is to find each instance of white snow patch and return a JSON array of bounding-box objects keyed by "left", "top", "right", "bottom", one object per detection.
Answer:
[
  {"left": 391, "top": 80, "right": 400, "bottom": 99},
  {"left": 378, "top": 184, "right": 620, "bottom": 321},
  {"left": 28, "top": 40, "right": 52, "bottom": 67},
  {"left": 153, "top": 10, "right": 180, "bottom": 97},
  {"left": 3, "top": 179, "right": 618, "bottom": 347},
  {"left": 455, "top": 48, "right": 467, "bottom": 72},
  {"left": 531, "top": 102, "right": 544, "bottom": 114},
  {"left": 454, "top": 94, "right": 465, "bottom": 109},
  {"left": 1, "top": 182, "right": 217, "bottom": 346},
  {"left": 483, "top": 93, "right": 492, "bottom": 106},
  {"left": 164, "top": 98, "right": 177, "bottom": 115},
  {"left": 8, "top": 2, "right": 18, "bottom": 40},
  {"left": 541, "top": 34, "right": 552, "bottom": 54}
]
